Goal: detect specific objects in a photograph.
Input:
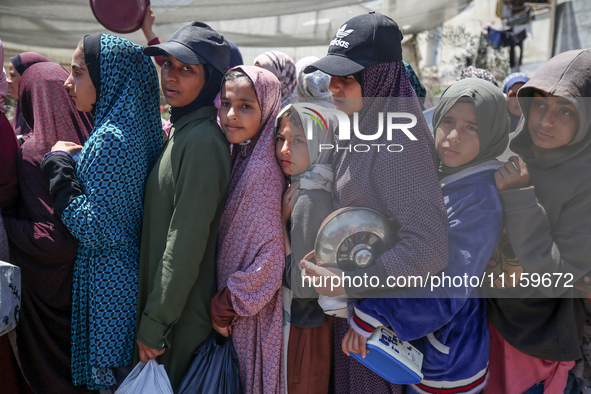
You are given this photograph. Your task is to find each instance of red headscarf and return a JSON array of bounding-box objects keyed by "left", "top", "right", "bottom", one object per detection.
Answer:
[
  {"left": 3, "top": 61, "right": 93, "bottom": 393},
  {"left": 0, "top": 39, "right": 18, "bottom": 208},
  {"left": 7, "top": 61, "right": 92, "bottom": 280},
  {"left": 10, "top": 52, "right": 50, "bottom": 139}
]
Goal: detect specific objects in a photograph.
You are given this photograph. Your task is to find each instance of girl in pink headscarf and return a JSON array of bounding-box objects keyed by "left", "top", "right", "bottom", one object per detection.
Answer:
[{"left": 211, "top": 65, "right": 285, "bottom": 393}]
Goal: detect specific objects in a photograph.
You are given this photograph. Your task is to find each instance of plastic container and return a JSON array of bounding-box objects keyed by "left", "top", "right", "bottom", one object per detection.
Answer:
[{"left": 351, "top": 326, "right": 423, "bottom": 384}]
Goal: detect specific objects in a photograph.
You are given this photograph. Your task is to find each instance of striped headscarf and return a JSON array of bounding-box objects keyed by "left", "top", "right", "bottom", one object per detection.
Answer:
[{"left": 254, "top": 51, "right": 297, "bottom": 108}]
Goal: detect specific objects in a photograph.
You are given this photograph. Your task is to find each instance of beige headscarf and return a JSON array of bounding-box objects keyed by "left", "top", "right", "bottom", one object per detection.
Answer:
[{"left": 275, "top": 103, "right": 334, "bottom": 192}]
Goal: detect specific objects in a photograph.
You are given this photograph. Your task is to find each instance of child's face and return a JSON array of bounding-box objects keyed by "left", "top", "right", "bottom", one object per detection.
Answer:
[
  {"left": 64, "top": 46, "right": 97, "bottom": 113},
  {"left": 275, "top": 116, "right": 311, "bottom": 177},
  {"left": 507, "top": 82, "right": 525, "bottom": 117},
  {"left": 435, "top": 101, "right": 480, "bottom": 168},
  {"left": 7, "top": 62, "right": 20, "bottom": 99},
  {"left": 527, "top": 91, "right": 578, "bottom": 150},
  {"left": 160, "top": 54, "right": 206, "bottom": 108},
  {"left": 219, "top": 78, "right": 262, "bottom": 144},
  {"left": 328, "top": 75, "right": 363, "bottom": 115}
]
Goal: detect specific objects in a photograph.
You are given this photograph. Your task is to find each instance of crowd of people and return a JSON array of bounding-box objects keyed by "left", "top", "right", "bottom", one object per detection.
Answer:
[{"left": 1, "top": 6, "right": 591, "bottom": 394}]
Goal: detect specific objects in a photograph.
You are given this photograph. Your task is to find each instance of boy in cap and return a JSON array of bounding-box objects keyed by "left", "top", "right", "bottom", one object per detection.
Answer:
[
  {"left": 502, "top": 72, "right": 529, "bottom": 133},
  {"left": 135, "top": 21, "right": 231, "bottom": 390},
  {"left": 302, "top": 11, "right": 448, "bottom": 394}
]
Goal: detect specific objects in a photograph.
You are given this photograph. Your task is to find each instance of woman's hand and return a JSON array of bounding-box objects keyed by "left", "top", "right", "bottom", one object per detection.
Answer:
[
  {"left": 51, "top": 141, "right": 83, "bottom": 154},
  {"left": 281, "top": 181, "right": 300, "bottom": 226},
  {"left": 212, "top": 321, "right": 232, "bottom": 338},
  {"left": 136, "top": 339, "right": 165, "bottom": 363},
  {"left": 301, "top": 260, "right": 346, "bottom": 296},
  {"left": 495, "top": 156, "right": 529, "bottom": 191},
  {"left": 342, "top": 327, "right": 369, "bottom": 358}
]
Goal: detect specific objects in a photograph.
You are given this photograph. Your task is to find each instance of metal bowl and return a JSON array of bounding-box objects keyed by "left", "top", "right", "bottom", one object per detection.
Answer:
[{"left": 315, "top": 207, "right": 399, "bottom": 271}]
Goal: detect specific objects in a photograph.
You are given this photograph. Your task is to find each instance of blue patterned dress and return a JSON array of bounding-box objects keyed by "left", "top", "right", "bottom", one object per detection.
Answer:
[{"left": 60, "top": 34, "right": 163, "bottom": 389}]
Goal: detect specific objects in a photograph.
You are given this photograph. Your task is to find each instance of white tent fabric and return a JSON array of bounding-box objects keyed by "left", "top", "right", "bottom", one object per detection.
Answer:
[{"left": 0, "top": 0, "right": 470, "bottom": 53}]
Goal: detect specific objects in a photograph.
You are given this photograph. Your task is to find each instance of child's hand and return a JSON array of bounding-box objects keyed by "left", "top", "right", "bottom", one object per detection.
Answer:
[
  {"left": 300, "top": 260, "right": 346, "bottom": 296},
  {"left": 494, "top": 156, "right": 529, "bottom": 191},
  {"left": 575, "top": 275, "right": 591, "bottom": 299},
  {"left": 212, "top": 321, "right": 232, "bottom": 337},
  {"left": 51, "top": 141, "right": 83, "bottom": 154},
  {"left": 142, "top": 6, "right": 157, "bottom": 41},
  {"left": 137, "top": 339, "right": 165, "bottom": 363},
  {"left": 342, "top": 327, "right": 370, "bottom": 358},
  {"left": 281, "top": 182, "right": 300, "bottom": 225}
]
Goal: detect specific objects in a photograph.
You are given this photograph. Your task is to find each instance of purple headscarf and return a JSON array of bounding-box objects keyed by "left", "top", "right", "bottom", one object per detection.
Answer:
[
  {"left": 216, "top": 65, "right": 285, "bottom": 393},
  {"left": 332, "top": 61, "right": 448, "bottom": 394}
]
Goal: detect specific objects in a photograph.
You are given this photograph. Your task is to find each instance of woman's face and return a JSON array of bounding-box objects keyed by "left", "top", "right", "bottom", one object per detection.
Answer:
[
  {"left": 161, "top": 54, "right": 206, "bottom": 108},
  {"left": 328, "top": 75, "right": 363, "bottom": 115},
  {"left": 527, "top": 91, "right": 578, "bottom": 150},
  {"left": 64, "top": 46, "right": 97, "bottom": 112},
  {"left": 7, "top": 63, "right": 20, "bottom": 99},
  {"left": 435, "top": 101, "right": 480, "bottom": 168},
  {"left": 275, "top": 116, "right": 311, "bottom": 177},
  {"left": 219, "top": 78, "right": 262, "bottom": 144}
]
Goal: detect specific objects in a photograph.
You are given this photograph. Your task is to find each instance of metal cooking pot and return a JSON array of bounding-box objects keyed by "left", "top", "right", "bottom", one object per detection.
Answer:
[{"left": 314, "top": 207, "right": 399, "bottom": 271}]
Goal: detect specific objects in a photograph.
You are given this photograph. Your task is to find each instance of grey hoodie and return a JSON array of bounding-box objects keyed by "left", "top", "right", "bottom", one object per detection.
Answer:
[{"left": 487, "top": 49, "right": 591, "bottom": 361}]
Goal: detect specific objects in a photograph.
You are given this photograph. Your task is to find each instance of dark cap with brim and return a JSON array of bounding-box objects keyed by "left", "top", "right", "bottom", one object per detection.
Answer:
[
  {"left": 304, "top": 12, "right": 403, "bottom": 76},
  {"left": 142, "top": 21, "right": 230, "bottom": 74},
  {"left": 143, "top": 41, "right": 207, "bottom": 65},
  {"left": 304, "top": 54, "right": 369, "bottom": 77}
]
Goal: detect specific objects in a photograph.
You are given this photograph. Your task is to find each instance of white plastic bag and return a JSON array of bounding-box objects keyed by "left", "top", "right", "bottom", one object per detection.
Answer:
[{"left": 115, "top": 360, "right": 173, "bottom": 394}]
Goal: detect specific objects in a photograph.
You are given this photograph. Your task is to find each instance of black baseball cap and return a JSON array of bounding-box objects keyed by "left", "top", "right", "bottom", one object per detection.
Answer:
[
  {"left": 143, "top": 21, "right": 230, "bottom": 74},
  {"left": 304, "top": 12, "right": 403, "bottom": 76}
]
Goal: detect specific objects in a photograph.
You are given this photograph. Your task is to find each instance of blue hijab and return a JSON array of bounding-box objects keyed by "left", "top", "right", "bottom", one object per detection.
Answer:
[{"left": 62, "top": 34, "right": 163, "bottom": 390}]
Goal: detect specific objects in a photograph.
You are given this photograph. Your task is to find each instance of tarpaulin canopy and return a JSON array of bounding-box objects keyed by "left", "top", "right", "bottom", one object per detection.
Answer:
[{"left": 0, "top": 0, "right": 470, "bottom": 54}]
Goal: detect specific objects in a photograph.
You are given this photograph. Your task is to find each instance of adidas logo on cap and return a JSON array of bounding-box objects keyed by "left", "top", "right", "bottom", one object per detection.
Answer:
[
  {"left": 330, "top": 24, "right": 354, "bottom": 48},
  {"left": 335, "top": 24, "right": 353, "bottom": 39}
]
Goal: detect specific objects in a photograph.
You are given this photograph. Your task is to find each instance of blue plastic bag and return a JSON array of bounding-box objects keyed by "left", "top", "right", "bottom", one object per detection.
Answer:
[{"left": 178, "top": 331, "right": 242, "bottom": 394}]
